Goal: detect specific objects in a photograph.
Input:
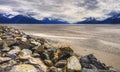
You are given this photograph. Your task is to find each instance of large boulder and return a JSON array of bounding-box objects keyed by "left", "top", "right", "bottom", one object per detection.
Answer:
[
  {"left": 80, "top": 54, "right": 109, "bottom": 70},
  {"left": 67, "top": 56, "right": 82, "bottom": 72}
]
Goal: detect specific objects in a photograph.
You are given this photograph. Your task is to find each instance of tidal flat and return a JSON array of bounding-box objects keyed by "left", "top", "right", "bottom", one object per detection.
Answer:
[{"left": 2, "top": 24, "right": 120, "bottom": 71}]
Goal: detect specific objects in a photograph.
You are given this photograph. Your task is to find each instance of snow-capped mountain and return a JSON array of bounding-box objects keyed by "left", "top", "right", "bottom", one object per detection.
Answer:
[
  {"left": 0, "top": 14, "right": 69, "bottom": 24},
  {"left": 76, "top": 13, "right": 120, "bottom": 24},
  {"left": 0, "top": 13, "right": 120, "bottom": 24}
]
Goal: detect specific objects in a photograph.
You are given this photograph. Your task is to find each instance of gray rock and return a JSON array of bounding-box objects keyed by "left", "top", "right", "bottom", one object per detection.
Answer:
[
  {"left": 19, "top": 49, "right": 32, "bottom": 59},
  {"left": 82, "top": 68, "right": 117, "bottom": 72},
  {"left": 80, "top": 54, "right": 109, "bottom": 69}
]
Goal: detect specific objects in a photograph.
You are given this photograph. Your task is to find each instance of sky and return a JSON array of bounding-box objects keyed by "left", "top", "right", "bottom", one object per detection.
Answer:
[{"left": 0, "top": 0, "right": 120, "bottom": 23}]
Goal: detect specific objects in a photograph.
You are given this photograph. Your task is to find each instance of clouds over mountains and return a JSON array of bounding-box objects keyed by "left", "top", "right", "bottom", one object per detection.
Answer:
[{"left": 0, "top": 0, "right": 120, "bottom": 23}]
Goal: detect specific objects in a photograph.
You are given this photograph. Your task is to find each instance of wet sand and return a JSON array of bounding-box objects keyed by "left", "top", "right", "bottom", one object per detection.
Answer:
[{"left": 2, "top": 24, "right": 120, "bottom": 71}]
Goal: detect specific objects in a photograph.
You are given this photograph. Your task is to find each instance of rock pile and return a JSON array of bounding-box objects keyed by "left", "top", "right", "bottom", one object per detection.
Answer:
[{"left": 0, "top": 26, "right": 117, "bottom": 72}]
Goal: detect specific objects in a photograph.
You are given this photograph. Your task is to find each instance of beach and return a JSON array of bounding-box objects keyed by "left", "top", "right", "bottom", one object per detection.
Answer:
[{"left": 2, "top": 24, "right": 120, "bottom": 71}]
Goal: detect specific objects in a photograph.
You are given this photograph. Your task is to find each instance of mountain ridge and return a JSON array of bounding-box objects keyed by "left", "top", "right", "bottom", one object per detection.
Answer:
[{"left": 0, "top": 13, "right": 120, "bottom": 24}]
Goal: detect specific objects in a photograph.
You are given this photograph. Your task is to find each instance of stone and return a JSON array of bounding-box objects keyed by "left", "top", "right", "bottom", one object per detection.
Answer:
[
  {"left": 1, "top": 42, "right": 10, "bottom": 52},
  {"left": 10, "top": 64, "right": 38, "bottom": 72},
  {"left": 9, "top": 60, "right": 17, "bottom": 66},
  {"left": 0, "top": 57, "right": 11, "bottom": 63},
  {"left": 44, "top": 43, "right": 52, "bottom": 49},
  {"left": 6, "top": 46, "right": 21, "bottom": 58},
  {"left": 17, "top": 41, "right": 30, "bottom": 49},
  {"left": 67, "top": 56, "right": 81, "bottom": 72},
  {"left": 29, "top": 57, "right": 47, "bottom": 72},
  {"left": 44, "top": 60, "right": 53, "bottom": 67},
  {"left": 48, "top": 67, "right": 58, "bottom": 72},
  {"left": 19, "top": 49, "right": 32, "bottom": 59},
  {"left": 31, "top": 40, "right": 41, "bottom": 46},
  {"left": 58, "top": 46, "right": 73, "bottom": 60},
  {"left": 6, "top": 53, "right": 17, "bottom": 59},
  {"left": 40, "top": 52, "right": 50, "bottom": 60},
  {"left": 32, "top": 53, "right": 40, "bottom": 57},
  {"left": 21, "top": 37, "right": 27, "bottom": 42},
  {"left": 82, "top": 68, "right": 117, "bottom": 72},
  {"left": 57, "top": 68, "right": 65, "bottom": 72},
  {"left": 80, "top": 54, "right": 109, "bottom": 70},
  {"left": 8, "top": 46, "right": 21, "bottom": 54},
  {"left": 51, "top": 48, "right": 62, "bottom": 63},
  {"left": 0, "top": 38, "right": 2, "bottom": 40},
  {"left": 55, "top": 60, "right": 67, "bottom": 68},
  {"left": 5, "top": 40, "right": 16, "bottom": 46},
  {"left": 34, "top": 45, "right": 44, "bottom": 54}
]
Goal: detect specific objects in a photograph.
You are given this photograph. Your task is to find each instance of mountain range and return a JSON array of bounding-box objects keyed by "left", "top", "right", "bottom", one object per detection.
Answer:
[
  {"left": 0, "top": 13, "right": 120, "bottom": 24},
  {"left": 0, "top": 14, "right": 69, "bottom": 24}
]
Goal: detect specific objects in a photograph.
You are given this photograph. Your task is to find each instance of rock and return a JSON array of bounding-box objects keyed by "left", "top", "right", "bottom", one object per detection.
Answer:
[
  {"left": 19, "top": 49, "right": 32, "bottom": 60},
  {"left": 8, "top": 46, "right": 21, "bottom": 54},
  {"left": 1, "top": 42, "right": 10, "bottom": 52},
  {"left": 51, "top": 48, "right": 62, "bottom": 63},
  {"left": 82, "top": 68, "right": 117, "bottom": 72},
  {"left": 44, "top": 43, "right": 52, "bottom": 49},
  {"left": 12, "top": 34, "right": 21, "bottom": 38},
  {"left": 21, "top": 37, "right": 27, "bottom": 42},
  {"left": 80, "top": 54, "right": 109, "bottom": 70},
  {"left": 0, "top": 66, "right": 12, "bottom": 72},
  {"left": 80, "top": 56, "right": 91, "bottom": 68},
  {"left": 0, "top": 57, "right": 11, "bottom": 63},
  {"left": 10, "top": 64, "right": 38, "bottom": 72},
  {"left": 44, "top": 60, "right": 53, "bottom": 67},
  {"left": 6, "top": 46, "right": 21, "bottom": 58},
  {"left": 17, "top": 41, "right": 30, "bottom": 49},
  {"left": 67, "top": 56, "right": 81, "bottom": 72},
  {"left": 31, "top": 40, "right": 41, "bottom": 46},
  {"left": 57, "top": 68, "right": 66, "bottom": 72},
  {"left": 29, "top": 57, "right": 47, "bottom": 72},
  {"left": 48, "top": 67, "right": 58, "bottom": 72},
  {"left": 44, "top": 47, "right": 61, "bottom": 63},
  {"left": 34, "top": 45, "right": 44, "bottom": 54},
  {"left": 37, "top": 38, "right": 46, "bottom": 45},
  {"left": 9, "top": 60, "right": 17, "bottom": 66},
  {"left": 5, "top": 40, "right": 16, "bottom": 46},
  {"left": 55, "top": 60, "right": 67, "bottom": 68},
  {"left": 32, "top": 53, "right": 40, "bottom": 57},
  {"left": 0, "top": 38, "right": 2, "bottom": 40},
  {"left": 6, "top": 53, "right": 17, "bottom": 59},
  {"left": 40, "top": 52, "right": 50, "bottom": 60},
  {"left": 58, "top": 46, "right": 73, "bottom": 60}
]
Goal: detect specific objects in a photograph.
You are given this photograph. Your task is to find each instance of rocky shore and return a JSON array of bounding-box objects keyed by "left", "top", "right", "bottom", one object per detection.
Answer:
[{"left": 0, "top": 26, "right": 117, "bottom": 72}]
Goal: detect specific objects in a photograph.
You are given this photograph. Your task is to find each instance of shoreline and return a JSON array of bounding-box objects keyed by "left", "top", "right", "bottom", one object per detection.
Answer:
[{"left": 1, "top": 24, "right": 120, "bottom": 71}]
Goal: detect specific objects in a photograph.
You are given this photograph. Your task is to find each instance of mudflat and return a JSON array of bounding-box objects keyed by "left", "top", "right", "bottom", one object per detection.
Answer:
[{"left": 2, "top": 24, "right": 120, "bottom": 70}]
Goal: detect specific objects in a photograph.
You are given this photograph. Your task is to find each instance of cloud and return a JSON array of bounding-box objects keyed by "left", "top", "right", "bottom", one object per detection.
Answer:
[{"left": 0, "top": 0, "right": 120, "bottom": 23}]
